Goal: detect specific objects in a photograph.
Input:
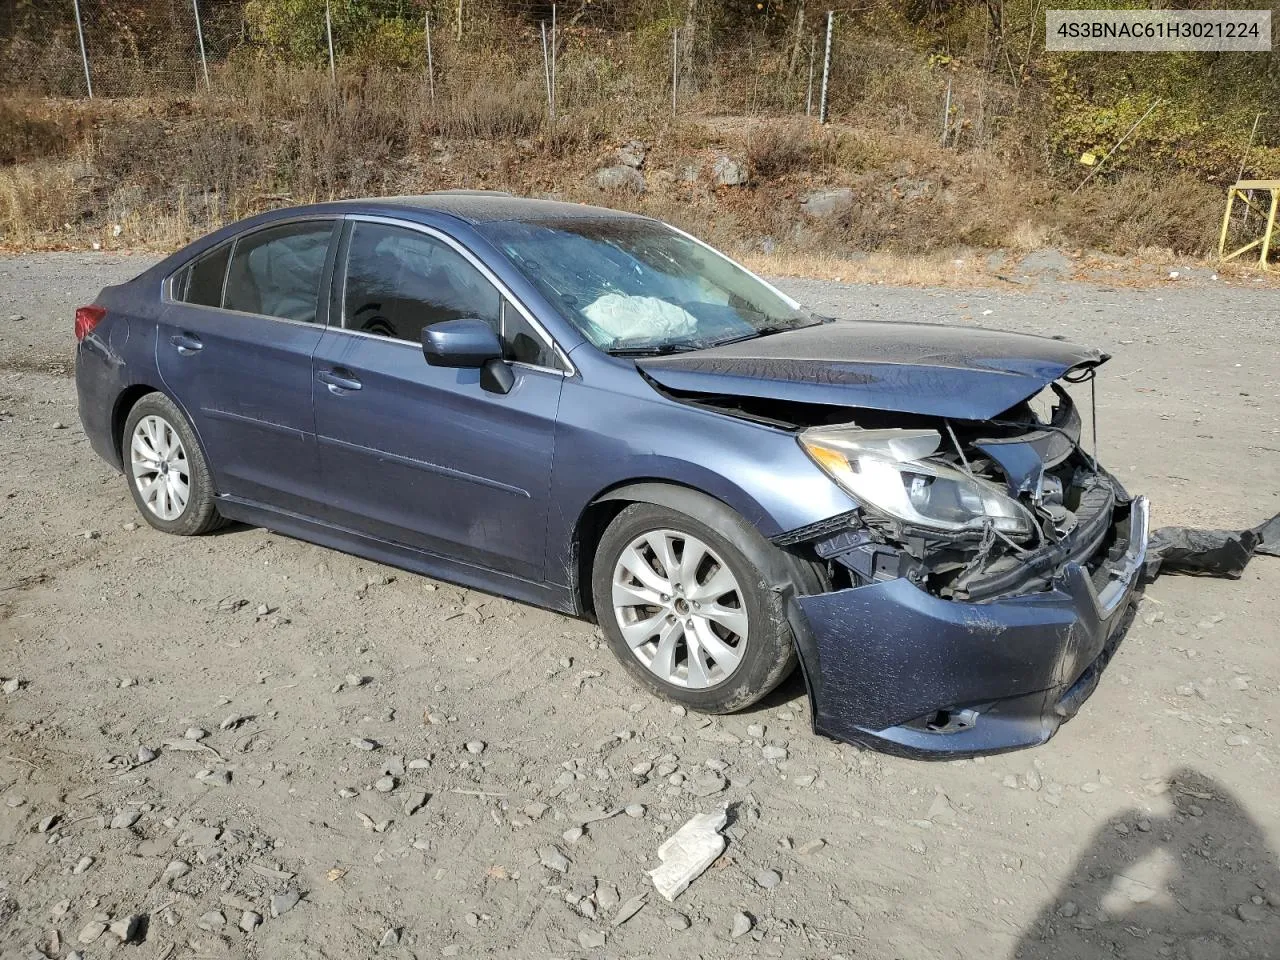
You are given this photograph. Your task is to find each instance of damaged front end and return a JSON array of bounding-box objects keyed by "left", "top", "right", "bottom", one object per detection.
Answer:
[{"left": 773, "top": 380, "right": 1149, "bottom": 758}]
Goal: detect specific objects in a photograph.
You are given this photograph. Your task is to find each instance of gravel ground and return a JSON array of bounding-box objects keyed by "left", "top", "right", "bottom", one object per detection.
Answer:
[{"left": 1, "top": 252, "right": 1278, "bottom": 960}]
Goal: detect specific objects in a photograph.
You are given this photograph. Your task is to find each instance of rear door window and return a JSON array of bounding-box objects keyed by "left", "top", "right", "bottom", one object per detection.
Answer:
[{"left": 223, "top": 221, "right": 335, "bottom": 324}]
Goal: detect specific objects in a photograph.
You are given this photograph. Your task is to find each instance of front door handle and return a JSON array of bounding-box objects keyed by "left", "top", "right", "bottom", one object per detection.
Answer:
[
  {"left": 169, "top": 333, "right": 203, "bottom": 356},
  {"left": 318, "top": 368, "right": 362, "bottom": 393}
]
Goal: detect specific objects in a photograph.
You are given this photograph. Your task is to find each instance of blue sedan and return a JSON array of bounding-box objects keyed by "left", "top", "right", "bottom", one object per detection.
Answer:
[{"left": 74, "top": 193, "right": 1147, "bottom": 758}]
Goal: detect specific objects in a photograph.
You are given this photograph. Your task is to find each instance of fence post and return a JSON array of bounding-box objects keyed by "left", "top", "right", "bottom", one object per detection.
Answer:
[
  {"left": 455, "top": 0, "right": 463, "bottom": 42},
  {"left": 940, "top": 75, "right": 952, "bottom": 146},
  {"left": 805, "top": 36, "right": 814, "bottom": 115},
  {"left": 192, "top": 0, "right": 211, "bottom": 89},
  {"left": 540, "top": 21, "right": 554, "bottom": 125},
  {"left": 72, "top": 0, "right": 93, "bottom": 98},
  {"left": 818, "top": 10, "right": 833, "bottom": 123},
  {"left": 425, "top": 11, "right": 435, "bottom": 106},
  {"left": 324, "top": 0, "right": 336, "bottom": 83},
  {"left": 551, "top": 3, "right": 557, "bottom": 118},
  {"left": 671, "top": 27, "right": 678, "bottom": 117}
]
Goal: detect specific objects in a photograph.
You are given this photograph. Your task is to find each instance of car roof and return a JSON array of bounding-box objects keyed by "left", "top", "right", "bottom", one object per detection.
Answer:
[{"left": 329, "top": 192, "right": 646, "bottom": 225}]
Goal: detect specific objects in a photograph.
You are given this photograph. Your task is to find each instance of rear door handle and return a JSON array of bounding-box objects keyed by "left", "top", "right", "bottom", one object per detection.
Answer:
[
  {"left": 318, "top": 368, "right": 362, "bottom": 393},
  {"left": 169, "top": 333, "right": 203, "bottom": 355}
]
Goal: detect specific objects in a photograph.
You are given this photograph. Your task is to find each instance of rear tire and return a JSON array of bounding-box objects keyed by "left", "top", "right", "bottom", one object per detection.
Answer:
[
  {"left": 591, "top": 500, "right": 798, "bottom": 714},
  {"left": 122, "top": 393, "right": 225, "bottom": 536}
]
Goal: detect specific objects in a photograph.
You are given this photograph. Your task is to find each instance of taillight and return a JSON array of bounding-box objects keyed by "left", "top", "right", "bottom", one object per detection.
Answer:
[{"left": 74, "top": 305, "right": 106, "bottom": 341}]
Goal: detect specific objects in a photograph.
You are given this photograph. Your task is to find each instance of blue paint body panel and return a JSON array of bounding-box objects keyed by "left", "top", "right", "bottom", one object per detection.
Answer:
[
  {"left": 791, "top": 497, "right": 1148, "bottom": 758},
  {"left": 73, "top": 194, "right": 1135, "bottom": 758}
]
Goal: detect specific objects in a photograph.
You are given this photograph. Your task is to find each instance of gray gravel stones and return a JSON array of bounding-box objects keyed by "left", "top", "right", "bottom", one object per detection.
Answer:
[
  {"left": 578, "top": 928, "right": 606, "bottom": 949},
  {"left": 594, "top": 882, "right": 619, "bottom": 911},
  {"left": 240, "top": 911, "right": 263, "bottom": 933},
  {"left": 690, "top": 771, "right": 727, "bottom": 797},
  {"left": 755, "top": 868, "right": 781, "bottom": 889},
  {"left": 163, "top": 859, "right": 191, "bottom": 880},
  {"left": 351, "top": 737, "right": 379, "bottom": 751},
  {"left": 761, "top": 744, "right": 788, "bottom": 761},
  {"left": 108, "top": 915, "right": 142, "bottom": 943},
  {"left": 374, "top": 775, "right": 397, "bottom": 793},
  {"left": 539, "top": 846, "right": 570, "bottom": 873},
  {"left": 666, "top": 912, "right": 691, "bottom": 930},
  {"left": 796, "top": 838, "right": 826, "bottom": 856},
  {"left": 730, "top": 911, "right": 753, "bottom": 938},
  {"left": 465, "top": 740, "right": 486, "bottom": 755},
  {"left": 270, "top": 887, "right": 301, "bottom": 918},
  {"left": 109, "top": 811, "right": 141, "bottom": 830},
  {"left": 197, "top": 910, "right": 226, "bottom": 931},
  {"left": 611, "top": 893, "right": 647, "bottom": 926},
  {"left": 624, "top": 803, "right": 646, "bottom": 819},
  {"left": 136, "top": 745, "right": 156, "bottom": 764},
  {"left": 1236, "top": 902, "right": 1266, "bottom": 922},
  {"left": 77, "top": 920, "right": 107, "bottom": 944}
]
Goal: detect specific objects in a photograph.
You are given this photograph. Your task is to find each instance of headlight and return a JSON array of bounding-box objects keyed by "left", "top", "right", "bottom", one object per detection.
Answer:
[{"left": 798, "top": 425, "right": 1034, "bottom": 538}]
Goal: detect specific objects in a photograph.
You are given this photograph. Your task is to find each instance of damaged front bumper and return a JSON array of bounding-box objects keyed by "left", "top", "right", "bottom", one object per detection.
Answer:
[{"left": 786, "top": 494, "right": 1149, "bottom": 759}]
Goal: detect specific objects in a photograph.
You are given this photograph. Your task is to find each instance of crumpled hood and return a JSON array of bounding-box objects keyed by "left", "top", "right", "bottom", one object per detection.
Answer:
[{"left": 637, "top": 319, "right": 1107, "bottom": 420}]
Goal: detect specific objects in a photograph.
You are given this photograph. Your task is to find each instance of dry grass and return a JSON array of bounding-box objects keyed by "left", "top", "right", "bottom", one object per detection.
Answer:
[
  {"left": 0, "top": 57, "right": 1258, "bottom": 279},
  {"left": 740, "top": 248, "right": 994, "bottom": 287},
  {"left": 0, "top": 160, "right": 89, "bottom": 247}
]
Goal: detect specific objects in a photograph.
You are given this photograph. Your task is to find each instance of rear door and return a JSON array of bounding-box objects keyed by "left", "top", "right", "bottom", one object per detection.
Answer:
[
  {"left": 158, "top": 218, "right": 339, "bottom": 515},
  {"left": 311, "top": 217, "right": 565, "bottom": 582}
]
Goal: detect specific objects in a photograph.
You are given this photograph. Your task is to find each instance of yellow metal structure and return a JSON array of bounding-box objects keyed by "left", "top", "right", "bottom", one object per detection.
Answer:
[{"left": 1218, "top": 180, "right": 1280, "bottom": 269}]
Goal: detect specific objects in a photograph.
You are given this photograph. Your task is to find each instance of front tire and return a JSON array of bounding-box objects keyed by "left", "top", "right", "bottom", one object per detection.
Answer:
[
  {"left": 591, "top": 501, "right": 798, "bottom": 714},
  {"left": 122, "top": 393, "right": 224, "bottom": 536}
]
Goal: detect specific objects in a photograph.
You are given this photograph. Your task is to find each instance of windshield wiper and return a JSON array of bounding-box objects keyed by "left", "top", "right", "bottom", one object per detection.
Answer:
[
  {"left": 703, "top": 317, "right": 823, "bottom": 349},
  {"left": 606, "top": 341, "right": 704, "bottom": 357}
]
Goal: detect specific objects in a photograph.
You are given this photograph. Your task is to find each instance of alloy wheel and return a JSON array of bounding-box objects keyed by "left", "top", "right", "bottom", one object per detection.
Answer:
[
  {"left": 130, "top": 415, "right": 190, "bottom": 521},
  {"left": 611, "top": 528, "right": 749, "bottom": 689}
]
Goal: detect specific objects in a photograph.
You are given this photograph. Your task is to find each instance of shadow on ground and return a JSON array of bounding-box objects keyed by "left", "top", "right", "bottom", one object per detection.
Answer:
[{"left": 1012, "top": 768, "right": 1280, "bottom": 960}]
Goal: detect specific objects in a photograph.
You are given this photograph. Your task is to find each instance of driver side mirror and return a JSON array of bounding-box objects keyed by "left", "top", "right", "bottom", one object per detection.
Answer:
[{"left": 422, "top": 318, "right": 514, "bottom": 394}]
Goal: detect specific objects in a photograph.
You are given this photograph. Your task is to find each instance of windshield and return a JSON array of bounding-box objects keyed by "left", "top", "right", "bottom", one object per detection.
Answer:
[{"left": 479, "top": 218, "right": 817, "bottom": 353}]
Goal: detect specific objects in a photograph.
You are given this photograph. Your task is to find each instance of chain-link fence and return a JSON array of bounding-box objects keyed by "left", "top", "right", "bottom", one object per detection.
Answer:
[{"left": 0, "top": 1, "right": 984, "bottom": 135}]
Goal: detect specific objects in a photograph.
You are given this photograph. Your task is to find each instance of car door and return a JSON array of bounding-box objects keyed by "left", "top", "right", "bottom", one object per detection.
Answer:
[
  {"left": 157, "top": 218, "right": 339, "bottom": 515},
  {"left": 311, "top": 217, "right": 565, "bottom": 582}
]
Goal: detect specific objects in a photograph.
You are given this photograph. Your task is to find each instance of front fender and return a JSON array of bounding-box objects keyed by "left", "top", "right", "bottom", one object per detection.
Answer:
[{"left": 545, "top": 373, "right": 856, "bottom": 588}]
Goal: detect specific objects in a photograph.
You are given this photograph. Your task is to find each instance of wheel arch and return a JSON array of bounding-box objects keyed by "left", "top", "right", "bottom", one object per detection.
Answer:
[
  {"left": 111, "top": 384, "right": 166, "bottom": 468},
  {"left": 572, "top": 480, "right": 824, "bottom": 620},
  {"left": 112, "top": 384, "right": 218, "bottom": 494}
]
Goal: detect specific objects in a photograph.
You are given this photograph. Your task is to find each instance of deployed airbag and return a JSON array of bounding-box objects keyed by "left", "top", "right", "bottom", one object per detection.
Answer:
[{"left": 583, "top": 294, "right": 699, "bottom": 344}]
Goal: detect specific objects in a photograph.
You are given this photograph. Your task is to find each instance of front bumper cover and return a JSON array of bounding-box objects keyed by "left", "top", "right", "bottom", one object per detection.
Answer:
[{"left": 788, "top": 495, "right": 1149, "bottom": 758}]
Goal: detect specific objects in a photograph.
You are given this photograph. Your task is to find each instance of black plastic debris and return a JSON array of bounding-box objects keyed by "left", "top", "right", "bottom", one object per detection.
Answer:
[{"left": 1144, "top": 512, "right": 1280, "bottom": 581}]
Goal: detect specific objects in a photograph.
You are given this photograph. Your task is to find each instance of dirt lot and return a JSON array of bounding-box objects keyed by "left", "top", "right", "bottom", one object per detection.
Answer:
[{"left": 1, "top": 253, "right": 1278, "bottom": 960}]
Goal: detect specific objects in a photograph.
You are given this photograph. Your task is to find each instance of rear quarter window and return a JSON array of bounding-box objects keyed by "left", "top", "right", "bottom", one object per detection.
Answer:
[{"left": 175, "top": 244, "right": 231, "bottom": 307}]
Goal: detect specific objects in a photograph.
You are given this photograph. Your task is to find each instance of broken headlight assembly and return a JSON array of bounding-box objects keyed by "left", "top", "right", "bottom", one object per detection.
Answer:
[{"left": 798, "top": 426, "right": 1035, "bottom": 539}]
